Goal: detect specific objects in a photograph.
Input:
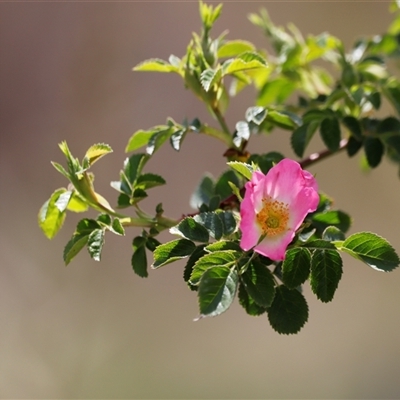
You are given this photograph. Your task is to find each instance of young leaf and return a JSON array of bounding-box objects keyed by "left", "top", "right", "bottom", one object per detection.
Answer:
[
  {"left": 266, "top": 110, "right": 300, "bottom": 130},
  {"left": 240, "top": 259, "right": 275, "bottom": 308},
  {"left": 196, "top": 267, "right": 238, "bottom": 319},
  {"left": 227, "top": 161, "right": 254, "bottom": 180},
  {"left": 310, "top": 249, "right": 343, "bottom": 302},
  {"left": 200, "top": 67, "right": 222, "bottom": 92},
  {"left": 170, "top": 217, "right": 210, "bottom": 243},
  {"left": 83, "top": 143, "right": 112, "bottom": 167},
  {"left": 87, "top": 229, "right": 105, "bottom": 262},
  {"left": 218, "top": 40, "right": 255, "bottom": 58},
  {"left": 267, "top": 285, "right": 309, "bottom": 335},
  {"left": 111, "top": 218, "right": 125, "bottom": 236},
  {"left": 233, "top": 121, "right": 250, "bottom": 147},
  {"left": 320, "top": 117, "right": 341, "bottom": 152},
  {"left": 282, "top": 247, "right": 311, "bottom": 289},
  {"left": 341, "top": 232, "right": 399, "bottom": 272},
  {"left": 132, "top": 236, "right": 148, "bottom": 278},
  {"left": 63, "top": 233, "right": 89, "bottom": 265},
  {"left": 125, "top": 130, "right": 156, "bottom": 153},
  {"left": 133, "top": 58, "right": 179, "bottom": 73},
  {"left": 152, "top": 239, "right": 196, "bottom": 268},
  {"left": 38, "top": 188, "right": 68, "bottom": 239}
]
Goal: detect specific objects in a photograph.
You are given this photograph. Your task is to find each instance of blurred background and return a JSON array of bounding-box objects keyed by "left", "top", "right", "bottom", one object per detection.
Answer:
[{"left": 1, "top": 1, "right": 400, "bottom": 398}]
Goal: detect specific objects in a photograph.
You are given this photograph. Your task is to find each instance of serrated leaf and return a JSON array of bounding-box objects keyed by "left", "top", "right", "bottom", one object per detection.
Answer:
[
  {"left": 267, "top": 285, "right": 309, "bottom": 335},
  {"left": 216, "top": 210, "right": 237, "bottom": 237},
  {"left": 170, "top": 129, "right": 187, "bottom": 151},
  {"left": 302, "top": 239, "right": 336, "bottom": 251},
  {"left": 223, "top": 53, "right": 267, "bottom": 75},
  {"left": 312, "top": 210, "right": 351, "bottom": 233},
  {"left": 38, "top": 188, "right": 68, "bottom": 239},
  {"left": 320, "top": 117, "right": 341, "bottom": 152},
  {"left": 152, "top": 239, "right": 196, "bottom": 268},
  {"left": 364, "top": 137, "right": 384, "bottom": 168},
  {"left": 342, "top": 116, "right": 363, "bottom": 140},
  {"left": 322, "top": 226, "right": 345, "bottom": 242},
  {"left": 84, "top": 143, "right": 112, "bottom": 166},
  {"left": 238, "top": 282, "right": 267, "bottom": 316},
  {"left": 217, "top": 40, "right": 255, "bottom": 58},
  {"left": 63, "top": 233, "right": 89, "bottom": 265},
  {"left": 233, "top": 121, "right": 250, "bottom": 147},
  {"left": 183, "top": 245, "right": 207, "bottom": 291},
  {"left": 76, "top": 218, "right": 100, "bottom": 233},
  {"left": 241, "top": 259, "right": 275, "bottom": 308},
  {"left": 133, "top": 58, "right": 179, "bottom": 73},
  {"left": 170, "top": 217, "right": 210, "bottom": 243},
  {"left": 205, "top": 241, "right": 242, "bottom": 253},
  {"left": 227, "top": 161, "right": 254, "bottom": 180},
  {"left": 214, "top": 170, "right": 240, "bottom": 200},
  {"left": 190, "top": 250, "right": 239, "bottom": 285},
  {"left": 310, "top": 249, "right": 343, "bottom": 302},
  {"left": 291, "top": 122, "right": 318, "bottom": 158},
  {"left": 125, "top": 130, "right": 156, "bottom": 152},
  {"left": 122, "top": 153, "right": 149, "bottom": 187},
  {"left": 282, "top": 247, "right": 311, "bottom": 289},
  {"left": 266, "top": 110, "right": 300, "bottom": 130},
  {"left": 346, "top": 136, "right": 363, "bottom": 157},
  {"left": 341, "top": 232, "right": 399, "bottom": 272},
  {"left": 200, "top": 67, "right": 222, "bottom": 92},
  {"left": 132, "top": 236, "right": 148, "bottom": 277},
  {"left": 66, "top": 192, "right": 89, "bottom": 212},
  {"left": 196, "top": 267, "right": 238, "bottom": 319},
  {"left": 87, "top": 229, "right": 105, "bottom": 262},
  {"left": 54, "top": 190, "right": 73, "bottom": 213},
  {"left": 194, "top": 212, "right": 223, "bottom": 240},
  {"left": 135, "top": 173, "right": 166, "bottom": 190},
  {"left": 146, "top": 127, "right": 174, "bottom": 156},
  {"left": 111, "top": 218, "right": 125, "bottom": 235}
]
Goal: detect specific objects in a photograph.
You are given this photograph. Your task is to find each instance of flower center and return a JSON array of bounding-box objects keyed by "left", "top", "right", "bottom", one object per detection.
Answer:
[{"left": 256, "top": 197, "right": 289, "bottom": 237}]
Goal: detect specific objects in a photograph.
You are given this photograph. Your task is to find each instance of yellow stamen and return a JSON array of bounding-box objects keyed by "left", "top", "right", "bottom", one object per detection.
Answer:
[{"left": 256, "top": 197, "right": 289, "bottom": 237}]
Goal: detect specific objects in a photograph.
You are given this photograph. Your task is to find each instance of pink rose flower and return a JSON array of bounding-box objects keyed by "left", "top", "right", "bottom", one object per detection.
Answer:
[{"left": 239, "top": 158, "right": 319, "bottom": 261}]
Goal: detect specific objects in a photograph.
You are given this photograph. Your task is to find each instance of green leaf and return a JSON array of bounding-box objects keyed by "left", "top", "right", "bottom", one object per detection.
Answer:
[
  {"left": 346, "top": 136, "right": 363, "bottom": 157},
  {"left": 190, "top": 250, "right": 239, "bottom": 285},
  {"left": 342, "top": 116, "right": 363, "bottom": 140},
  {"left": 302, "top": 239, "right": 336, "bottom": 251},
  {"left": 223, "top": 52, "right": 267, "bottom": 75},
  {"left": 194, "top": 212, "right": 223, "bottom": 240},
  {"left": 267, "top": 285, "right": 309, "bottom": 335},
  {"left": 83, "top": 143, "right": 112, "bottom": 167},
  {"left": 133, "top": 58, "right": 179, "bottom": 73},
  {"left": 227, "top": 161, "right": 254, "bottom": 180},
  {"left": 183, "top": 245, "right": 207, "bottom": 291},
  {"left": 122, "top": 153, "right": 149, "bottom": 188},
  {"left": 282, "top": 247, "right": 311, "bottom": 289},
  {"left": 291, "top": 122, "right": 318, "bottom": 158},
  {"left": 364, "top": 137, "right": 384, "bottom": 168},
  {"left": 170, "top": 129, "right": 187, "bottom": 151},
  {"left": 238, "top": 282, "right": 267, "bottom": 316},
  {"left": 320, "top": 117, "right": 341, "bottom": 152},
  {"left": 146, "top": 127, "right": 174, "bottom": 155},
  {"left": 322, "top": 226, "right": 345, "bottom": 242},
  {"left": 312, "top": 210, "right": 352, "bottom": 233},
  {"left": 214, "top": 170, "right": 240, "bottom": 200},
  {"left": 245, "top": 106, "right": 267, "bottom": 125},
  {"left": 190, "top": 174, "right": 215, "bottom": 209},
  {"left": 241, "top": 259, "right": 275, "bottom": 308},
  {"left": 266, "top": 110, "right": 300, "bottom": 130},
  {"left": 125, "top": 130, "right": 156, "bottom": 152},
  {"left": 218, "top": 40, "right": 255, "bottom": 58},
  {"left": 132, "top": 236, "right": 148, "bottom": 278},
  {"left": 205, "top": 241, "right": 242, "bottom": 253},
  {"left": 216, "top": 210, "right": 237, "bottom": 236},
  {"left": 111, "top": 218, "right": 125, "bottom": 236},
  {"left": 200, "top": 67, "right": 222, "bottom": 92},
  {"left": 51, "top": 161, "right": 70, "bottom": 180},
  {"left": 38, "top": 188, "right": 68, "bottom": 239},
  {"left": 63, "top": 233, "right": 89, "bottom": 265},
  {"left": 196, "top": 267, "right": 238, "bottom": 319},
  {"left": 87, "top": 228, "right": 105, "bottom": 262},
  {"left": 233, "top": 121, "right": 250, "bottom": 147},
  {"left": 341, "top": 232, "right": 399, "bottom": 272},
  {"left": 152, "top": 239, "right": 196, "bottom": 268},
  {"left": 135, "top": 173, "right": 166, "bottom": 190},
  {"left": 66, "top": 192, "right": 89, "bottom": 212},
  {"left": 310, "top": 249, "right": 343, "bottom": 302},
  {"left": 170, "top": 217, "right": 210, "bottom": 243}
]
